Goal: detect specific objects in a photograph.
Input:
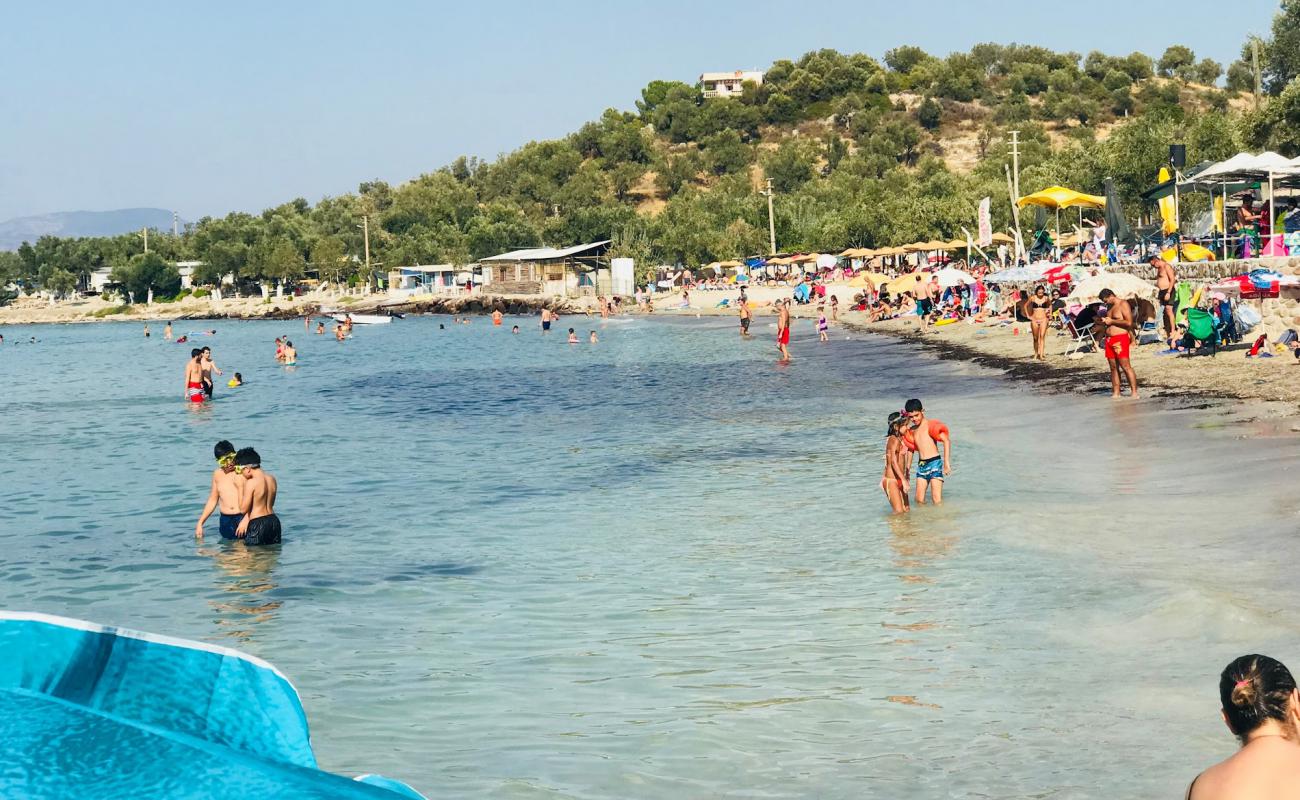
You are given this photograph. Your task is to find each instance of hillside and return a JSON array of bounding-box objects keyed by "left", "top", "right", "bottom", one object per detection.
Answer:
[
  {"left": 4, "top": 10, "right": 1300, "bottom": 296},
  {"left": 0, "top": 208, "right": 177, "bottom": 252}
]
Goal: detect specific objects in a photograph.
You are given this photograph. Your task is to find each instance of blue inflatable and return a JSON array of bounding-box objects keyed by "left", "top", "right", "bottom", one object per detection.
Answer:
[{"left": 0, "top": 611, "right": 425, "bottom": 799}]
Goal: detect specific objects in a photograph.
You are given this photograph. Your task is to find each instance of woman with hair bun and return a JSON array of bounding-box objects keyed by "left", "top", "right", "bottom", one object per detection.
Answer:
[{"left": 1188, "top": 654, "right": 1300, "bottom": 799}]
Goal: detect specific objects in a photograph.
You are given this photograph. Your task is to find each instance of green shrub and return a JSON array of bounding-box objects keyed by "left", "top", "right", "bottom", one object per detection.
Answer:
[
  {"left": 91, "top": 305, "right": 133, "bottom": 317},
  {"left": 192, "top": 288, "right": 210, "bottom": 298}
]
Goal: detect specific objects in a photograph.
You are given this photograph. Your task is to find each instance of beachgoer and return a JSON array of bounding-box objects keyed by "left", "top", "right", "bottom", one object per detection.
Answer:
[
  {"left": 818, "top": 311, "right": 829, "bottom": 342},
  {"left": 1028, "top": 285, "right": 1051, "bottom": 360},
  {"left": 739, "top": 297, "right": 752, "bottom": 337},
  {"left": 903, "top": 398, "right": 951, "bottom": 505},
  {"left": 589, "top": 330, "right": 598, "bottom": 344},
  {"left": 882, "top": 413, "right": 910, "bottom": 514},
  {"left": 511, "top": 325, "right": 519, "bottom": 334},
  {"left": 144, "top": 324, "right": 150, "bottom": 338},
  {"left": 163, "top": 322, "right": 172, "bottom": 340},
  {"left": 567, "top": 328, "right": 578, "bottom": 344},
  {"left": 200, "top": 346, "right": 221, "bottom": 398},
  {"left": 777, "top": 299, "right": 792, "bottom": 360},
  {"left": 1187, "top": 654, "right": 1300, "bottom": 800},
  {"left": 493, "top": 310, "right": 503, "bottom": 326},
  {"left": 541, "top": 308, "right": 553, "bottom": 332},
  {"left": 274, "top": 337, "right": 284, "bottom": 361},
  {"left": 316, "top": 322, "right": 325, "bottom": 334},
  {"left": 304, "top": 315, "right": 310, "bottom": 331},
  {"left": 597, "top": 296, "right": 608, "bottom": 319},
  {"left": 1098, "top": 288, "right": 1139, "bottom": 399},
  {"left": 184, "top": 348, "right": 206, "bottom": 403},
  {"left": 1238, "top": 195, "right": 1262, "bottom": 258},
  {"left": 194, "top": 440, "right": 243, "bottom": 540},
  {"left": 334, "top": 324, "right": 345, "bottom": 341},
  {"left": 227, "top": 372, "right": 243, "bottom": 387},
  {"left": 282, "top": 340, "right": 296, "bottom": 365},
  {"left": 233, "top": 448, "right": 280, "bottom": 545},
  {"left": 910, "top": 275, "right": 932, "bottom": 329},
  {"left": 1151, "top": 255, "right": 1177, "bottom": 342},
  {"left": 830, "top": 294, "right": 839, "bottom": 322}
]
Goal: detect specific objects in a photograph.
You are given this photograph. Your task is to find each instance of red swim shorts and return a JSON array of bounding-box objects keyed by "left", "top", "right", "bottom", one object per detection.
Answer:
[
  {"left": 778, "top": 327, "right": 790, "bottom": 345},
  {"left": 1105, "top": 334, "right": 1131, "bottom": 361}
]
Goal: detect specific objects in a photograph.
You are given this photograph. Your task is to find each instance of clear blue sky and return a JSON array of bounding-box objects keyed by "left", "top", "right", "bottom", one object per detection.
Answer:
[{"left": 0, "top": 0, "right": 1279, "bottom": 222}]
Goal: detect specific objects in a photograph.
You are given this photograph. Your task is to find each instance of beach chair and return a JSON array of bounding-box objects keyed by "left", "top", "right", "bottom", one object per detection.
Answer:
[
  {"left": 1063, "top": 314, "right": 1096, "bottom": 356},
  {"left": 1182, "top": 308, "right": 1219, "bottom": 356}
]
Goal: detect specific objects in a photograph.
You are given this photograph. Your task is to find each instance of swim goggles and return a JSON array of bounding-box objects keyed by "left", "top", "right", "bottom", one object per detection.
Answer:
[
  {"left": 233, "top": 463, "right": 259, "bottom": 474},
  {"left": 217, "top": 454, "right": 235, "bottom": 466}
]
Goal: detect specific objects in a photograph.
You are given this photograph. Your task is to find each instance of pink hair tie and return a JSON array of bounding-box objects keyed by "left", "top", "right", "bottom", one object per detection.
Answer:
[{"left": 1235, "top": 679, "right": 1251, "bottom": 688}]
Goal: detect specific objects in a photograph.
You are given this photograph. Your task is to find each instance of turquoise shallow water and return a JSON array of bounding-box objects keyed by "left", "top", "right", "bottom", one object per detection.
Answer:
[{"left": 3, "top": 315, "right": 1300, "bottom": 798}]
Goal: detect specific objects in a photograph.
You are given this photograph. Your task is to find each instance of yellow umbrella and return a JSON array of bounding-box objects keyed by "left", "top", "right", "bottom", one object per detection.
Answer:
[
  {"left": 848, "top": 271, "right": 891, "bottom": 288},
  {"left": 941, "top": 239, "right": 968, "bottom": 250},
  {"left": 989, "top": 232, "right": 1016, "bottom": 245},
  {"left": 839, "top": 248, "right": 858, "bottom": 257},
  {"left": 766, "top": 256, "right": 791, "bottom": 265},
  {"left": 1016, "top": 187, "right": 1105, "bottom": 210},
  {"left": 718, "top": 260, "right": 742, "bottom": 268},
  {"left": 1162, "top": 243, "right": 1216, "bottom": 262},
  {"left": 880, "top": 270, "right": 928, "bottom": 295}
]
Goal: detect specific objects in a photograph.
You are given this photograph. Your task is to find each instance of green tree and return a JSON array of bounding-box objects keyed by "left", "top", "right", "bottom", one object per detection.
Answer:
[
  {"left": 1264, "top": 2, "right": 1300, "bottom": 93},
  {"left": 266, "top": 240, "right": 305, "bottom": 286},
  {"left": 763, "top": 139, "right": 817, "bottom": 193},
  {"left": 1226, "top": 60, "right": 1255, "bottom": 92},
  {"left": 1193, "top": 58, "right": 1223, "bottom": 85},
  {"left": 111, "top": 252, "right": 180, "bottom": 303},
  {"left": 916, "top": 96, "right": 943, "bottom": 130},
  {"left": 701, "top": 130, "right": 753, "bottom": 175},
  {"left": 1157, "top": 45, "right": 1196, "bottom": 79},
  {"left": 310, "top": 236, "right": 347, "bottom": 282}
]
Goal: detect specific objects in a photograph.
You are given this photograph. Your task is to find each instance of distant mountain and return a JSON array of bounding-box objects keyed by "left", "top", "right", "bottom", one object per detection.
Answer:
[{"left": 0, "top": 208, "right": 178, "bottom": 251}]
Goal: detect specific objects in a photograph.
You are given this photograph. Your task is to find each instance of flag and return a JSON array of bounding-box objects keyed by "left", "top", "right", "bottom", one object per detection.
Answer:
[
  {"left": 1157, "top": 167, "right": 1178, "bottom": 235},
  {"left": 977, "top": 197, "right": 992, "bottom": 246}
]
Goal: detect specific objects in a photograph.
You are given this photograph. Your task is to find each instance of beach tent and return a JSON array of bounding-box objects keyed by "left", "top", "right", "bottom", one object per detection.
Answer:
[
  {"left": 1066, "top": 272, "right": 1157, "bottom": 304},
  {"left": 1018, "top": 187, "right": 1106, "bottom": 258}
]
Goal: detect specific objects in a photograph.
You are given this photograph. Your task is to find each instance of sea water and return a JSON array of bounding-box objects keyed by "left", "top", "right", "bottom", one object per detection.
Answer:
[{"left": 2, "top": 314, "right": 1299, "bottom": 799}]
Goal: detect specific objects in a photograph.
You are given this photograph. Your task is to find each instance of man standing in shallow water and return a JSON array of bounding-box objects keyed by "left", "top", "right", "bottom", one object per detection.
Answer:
[
  {"left": 195, "top": 440, "right": 243, "bottom": 539},
  {"left": 184, "top": 348, "right": 206, "bottom": 403},
  {"left": 233, "top": 448, "right": 280, "bottom": 545}
]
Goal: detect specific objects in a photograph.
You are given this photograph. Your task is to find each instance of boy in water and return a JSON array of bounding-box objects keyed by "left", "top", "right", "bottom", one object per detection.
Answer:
[
  {"left": 567, "top": 328, "right": 579, "bottom": 344},
  {"left": 200, "top": 346, "right": 221, "bottom": 398},
  {"left": 163, "top": 321, "right": 172, "bottom": 340},
  {"left": 227, "top": 372, "right": 243, "bottom": 388},
  {"left": 589, "top": 330, "right": 598, "bottom": 343},
  {"left": 233, "top": 448, "right": 280, "bottom": 545},
  {"left": 1098, "top": 288, "right": 1139, "bottom": 399},
  {"left": 184, "top": 348, "right": 206, "bottom": 403},
  {"left": 282, "top": 340, "right": 296, "bottom": 365},
  {"left": 195, "top": 440, "right": 243, "bottom": 539},
  {"left": 903, "top": 398, "right": 952, "bottom": 505}
]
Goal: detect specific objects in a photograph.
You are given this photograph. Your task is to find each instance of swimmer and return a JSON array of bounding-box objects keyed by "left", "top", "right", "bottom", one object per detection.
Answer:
[
  {"left": 439, "top": 324, "right": 445, "bottom": 330},
  {"left": 163, "top": 322, "right": 172, "bottom": 340},
  {"left": 282, "top": 340, "right": 296, "bottom": 365},
  {"left": 274, "top": 337, "right": 284, "bottom": 362},
  {"left": 200, "top": 346, "right": 221, "bottom": 399},
  {"left": 195, "top": 440, "right": 243, "bottom": 540},
  {"left": 541, "top": 308, "right": 553, "bottom": 333},
  {"left": 233, "top": 447, "right": 280, "bottom": 545},
  {"left": 144, "top": 324, "right": 150, "bottom": 338},
  {"left": 184, "top": 348, "right": 206, "bottom": 403},
  {"left": 335, "top": 325, "right": 346, "bottom": 341},
  {"left": 589, "top": 330, "right": 598, "bottom": 343},
  {"left": 882, "top": 413, "right": 910, "bottom": 514},
  {"left": 316, "top": 322, "right": 325, "bottom": 334},
  {"left": 568, "top": 328, "right": 579, "bottom": 344},
  {"left": 511, "top": 325, "right": 519, "bottom": 334},
  {"left": 227, "top": 372, "right": 243, "bottom": 388},
  {"left": 492, "top": 310, "right": 503, "bottom": 326}
]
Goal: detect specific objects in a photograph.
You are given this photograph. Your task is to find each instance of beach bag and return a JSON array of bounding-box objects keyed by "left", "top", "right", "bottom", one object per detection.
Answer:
[{"left": 1235, "top": 303, "right": 1262, "bottom": 331}]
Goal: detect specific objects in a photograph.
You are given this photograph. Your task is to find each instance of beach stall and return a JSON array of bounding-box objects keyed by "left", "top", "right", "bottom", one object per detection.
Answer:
[{"left": 481, "top": 240, "right": 611, "bottom": 296}]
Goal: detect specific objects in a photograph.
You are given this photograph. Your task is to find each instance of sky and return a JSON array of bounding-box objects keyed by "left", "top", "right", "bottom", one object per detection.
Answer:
[{"left": 0, "top": 0, "right": 1281, "bottom": 222}]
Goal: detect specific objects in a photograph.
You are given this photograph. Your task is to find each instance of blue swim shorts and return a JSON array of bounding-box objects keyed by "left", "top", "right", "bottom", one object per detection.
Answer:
[{"left": 917, "top": 455, "right": 944, "bottom": 482}]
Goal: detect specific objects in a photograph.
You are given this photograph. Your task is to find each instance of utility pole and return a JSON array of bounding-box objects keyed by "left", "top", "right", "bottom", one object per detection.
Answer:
[
  {"left": 762, "top": 178, "right": 777, "bottom": 254},
  {"left": 1009, "top": 130, "right": 1021, "bottom": 203},
  {"left": 172, "top": 212, "right": 179, "bottom": 237},
  {"left": 142, "top": 227, "right": 149, "bottom": 253},
  {"left": 1252, "top": 37, "right": 1262, "bottom": 109}
]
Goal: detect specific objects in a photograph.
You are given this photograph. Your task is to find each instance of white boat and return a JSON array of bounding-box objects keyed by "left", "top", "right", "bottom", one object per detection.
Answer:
[{"left": 331, "top": 313, "right": 392, "bottom": 325}]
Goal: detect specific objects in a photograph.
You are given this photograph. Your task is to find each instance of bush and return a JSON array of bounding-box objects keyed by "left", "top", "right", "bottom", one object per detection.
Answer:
[
  {"left": 192, "top": 288, "right": 210, "bottom": 298},
  {"left": 91, "top": 305, "right": 133, "bottom": 317}
]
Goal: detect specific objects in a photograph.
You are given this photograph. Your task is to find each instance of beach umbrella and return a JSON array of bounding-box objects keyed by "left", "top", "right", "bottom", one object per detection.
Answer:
[
  {"left": 989, "top": 232, "right": 1016, "bottom": 245},
  {"left": 934, "top": 267, "right": 975, "bottom": 288},
  {"left": 1016, "top": 187, "right": 1106, "bottom": 210},
  {"left": 940, "top": 239, "right": 968, "bottom": 250},
  {"left": 848, "top": 272, "right": 891, "bottom": 288},
  {"left": 1066, "top": 272, "right": 1157, "bottom": 304},
  {"left": 1161, "top": 243, "right": 1216, "bottom": 263},
  {"left": 986, "top": 265, "right": 1050, "bottom": 284},
  {"left": 1103, "top": 178, "right": 1134, "bottom": 244}
]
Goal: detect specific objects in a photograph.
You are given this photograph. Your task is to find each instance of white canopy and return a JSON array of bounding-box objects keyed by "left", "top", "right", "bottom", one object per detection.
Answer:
[{"left": 1197, "top": 151, "right": 1297, "bottom": 181}]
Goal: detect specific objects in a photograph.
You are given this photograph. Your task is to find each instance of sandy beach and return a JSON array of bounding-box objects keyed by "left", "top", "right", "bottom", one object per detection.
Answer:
[{"left": 644, "top": 283, "right": 1300, "bottom": 411}]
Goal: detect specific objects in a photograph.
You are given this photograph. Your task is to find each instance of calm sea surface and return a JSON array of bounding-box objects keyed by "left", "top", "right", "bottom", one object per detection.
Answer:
[{"left": 3, "top": 314, "right": 1299, "bottom": 799}]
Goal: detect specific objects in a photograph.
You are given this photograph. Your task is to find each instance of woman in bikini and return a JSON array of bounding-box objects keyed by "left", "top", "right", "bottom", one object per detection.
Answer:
[
  {"left": 1187, "top": 654, "right": 1300, "bottom": 799},
  {"left": 1028, "top": 284, "right": 1051, "bottom": 360}
]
